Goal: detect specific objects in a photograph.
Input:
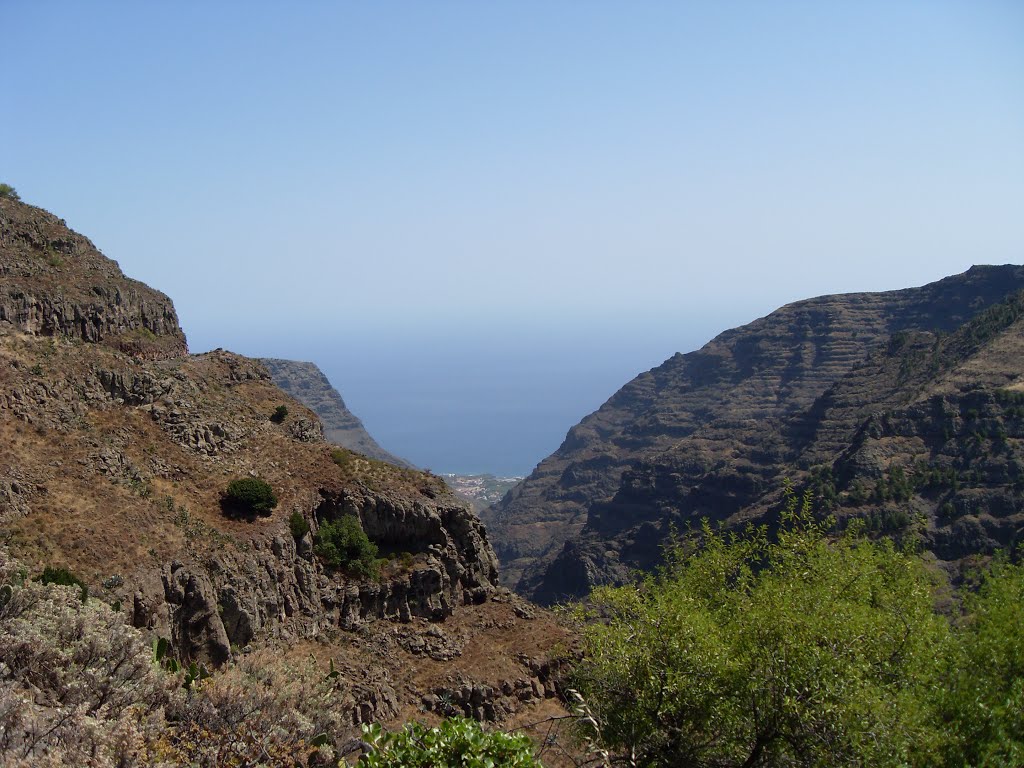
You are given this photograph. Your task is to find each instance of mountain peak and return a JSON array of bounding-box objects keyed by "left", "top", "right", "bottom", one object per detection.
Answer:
[{"left": 0, "top": 197, "right": 187, "bottom": 359}]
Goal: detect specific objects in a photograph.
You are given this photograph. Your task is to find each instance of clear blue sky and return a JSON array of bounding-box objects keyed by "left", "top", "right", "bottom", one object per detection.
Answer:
[{"left": 4, "top": 2, "right": 1023, "bottom": 474}]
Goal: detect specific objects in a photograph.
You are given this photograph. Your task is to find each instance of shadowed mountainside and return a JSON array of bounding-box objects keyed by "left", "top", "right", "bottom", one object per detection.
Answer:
[
  {"left": 260, "top": 357, "right": 413, "bottom": 468},
  {"left": 482, "top": 266, "right": 1024, "bottom": 603}
]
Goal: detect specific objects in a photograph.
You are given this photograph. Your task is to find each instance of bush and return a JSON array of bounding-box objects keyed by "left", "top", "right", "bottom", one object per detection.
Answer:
[
  {"left": 359, "top": 717, "right": 542, "bottom": 767},
  {"left": 314, "top": 515, "right": 379, "bottom": 578},
  {"left": 288, "top": 510, "right": 310, "bottom": 540},
  {"left": 270, "top": 405, "right": 288, "bottom": 424},
  {"left": 35, "top": 565, "right": 88, "bottom": 602},
  {"left": 0, "top": 183, "right": 19, "bottom": 201},
  {"left": 222, "top": 478, "right": 278, "bottom": 517},
  {"left": 936, "top": 560, "right": 1024, "bottom": 764},
  {"left": 570, "top": 489, "right": 949, "bottom": 767}
]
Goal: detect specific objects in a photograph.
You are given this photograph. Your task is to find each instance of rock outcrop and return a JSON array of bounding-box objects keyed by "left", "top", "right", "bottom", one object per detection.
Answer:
[
  {"left": 0, "top": 198, "right": 187, "bottom": 358},
  {"left": 0, "top": 196, "right": 569, "bottom": 734},
  {"left": 261, "top": 357, "right": 413, "bottom": 468},
  {"left": 482, "top": 266, "right": 1024, "bottom": 603}
]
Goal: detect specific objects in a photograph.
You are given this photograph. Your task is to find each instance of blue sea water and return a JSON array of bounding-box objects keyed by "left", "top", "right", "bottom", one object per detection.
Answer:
[
  {"left": 313, "top": 325, "right": 720, "bottom": 477},
  {"left": 204, "top": 319, "right": 731, "bottom": 478}
]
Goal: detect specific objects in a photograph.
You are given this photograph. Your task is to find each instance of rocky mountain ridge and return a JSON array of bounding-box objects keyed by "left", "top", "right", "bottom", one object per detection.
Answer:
[
  {"left": 482, "top": 266, "right": 1024, "bottom": 603},
  {"left": 0, "top": 197, "right": 570, "bottom": 742},
  {"left": 260, "top": 357, "right": 413, "bottom": 468},
  {"left": 0, "top": 200, "right": 186, "bottom": 359}
]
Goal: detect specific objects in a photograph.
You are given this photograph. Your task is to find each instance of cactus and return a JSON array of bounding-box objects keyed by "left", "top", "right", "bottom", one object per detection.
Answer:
[
  {"left": 153, "top": 636, "right": 170, "bottom": 664},
  {"left": 183, "top": 661, "right": 211, "bottom": 689}
]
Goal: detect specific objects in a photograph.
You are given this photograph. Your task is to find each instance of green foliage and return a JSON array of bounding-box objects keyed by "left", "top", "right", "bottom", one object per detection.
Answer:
[
  {"left": 288, "top": 510, "right": 310, "bottom": 540},
  {"left": 861, "top": 506, "right": 912, "bottom": 532},
  {"left": 270, "top": 404, "right": 289, "bottom": 423},
  {"left": 358, "top": 717, "right": 542, "bottom": 768},
  {"left": 331, "top": 447, "right": 352, "bottom": 468},
  {"left": 873, "top": 464, "right": 914, "bottom": 503},
  {"left": 222, "top": 477, "right": 278, "bottom": 516},
  {"left": 936, "top": 560, "right": 1024, "bottom": 765},
  {"left": 314, "top": 515, "right": 379, "bottom": 578},
  {"left": 152, "top": 636, "right": 171, "bottom": 664},
  {"left": 0, "top": 183, "right": 19, "bottom": 201},
  {"left": 570, "top": 489, "right": 948, "bottom": 767},
  {"left": 35, "top": 565, "right": 88, "bottom": 602},
  {"left": 805, "top": 464, "right": 838, "bottom": 509},
  {"left": 182, "top": 660, "right": 212, "bottom": 690}
]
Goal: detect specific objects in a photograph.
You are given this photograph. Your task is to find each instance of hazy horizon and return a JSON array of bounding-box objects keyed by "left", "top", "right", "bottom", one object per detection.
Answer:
[{"left": 5, "top": 2, "right": 1022, "bottom": 475}]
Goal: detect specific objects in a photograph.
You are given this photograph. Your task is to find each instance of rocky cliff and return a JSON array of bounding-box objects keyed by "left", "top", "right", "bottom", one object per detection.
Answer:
[
  {"left": 482, "top": 266, "right": 1024, "bottom": 602},
  {"left": 260, "top": 357, "right": 413, "bottom": 468},
  {"left": 0, "top": 197, "right": 570, "bottom": 736},
  {"left": 0, "top": 199, "right": 186, "bottom": 358}
]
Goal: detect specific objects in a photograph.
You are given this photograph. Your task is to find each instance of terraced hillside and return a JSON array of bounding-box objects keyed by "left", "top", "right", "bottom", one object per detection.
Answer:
[{"left": 482, "top": 266, "right": 1024, "bottom": 601}]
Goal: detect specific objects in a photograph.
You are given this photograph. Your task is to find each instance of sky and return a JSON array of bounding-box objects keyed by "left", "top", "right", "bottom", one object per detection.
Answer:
[{"left": 4, "top": 1, "right": 1023, "bottom": 475}]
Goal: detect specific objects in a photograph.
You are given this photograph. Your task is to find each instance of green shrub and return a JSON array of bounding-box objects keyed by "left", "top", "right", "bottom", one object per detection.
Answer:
[
  {"left": 222, "top": 478, "right": 278, "bottom": 516},
  {"left": 314, "top": 515, "right": 379, "bottom": 578},
  {"left": 358, "top": 717, "right": 542, "bottom": 768},
  {"left": 35, "top": 565, "right": 88, "bottom": 602},
  {"left": 936, "top": 560, "right": 1024, "bottom": 764},
  {"left": 0, "top": 183, "right": 19, "bottom": 201},
  {"left": 270, "top": 405, "right": 288, "bottom": 424},
  {"left": 570, "top": 489, "right": 949, "bottom": 767},
  {"left": 288, "top": 510, "right": 310, "bottom": 540}
]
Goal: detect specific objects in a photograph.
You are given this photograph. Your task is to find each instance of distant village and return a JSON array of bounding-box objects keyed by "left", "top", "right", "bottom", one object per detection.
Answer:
[{"left": 443, "top": 473, "right": 523, "bottom": 510}]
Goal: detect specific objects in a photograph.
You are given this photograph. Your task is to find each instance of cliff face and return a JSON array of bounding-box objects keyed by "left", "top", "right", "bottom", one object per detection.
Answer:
[
  {"left": 0, "top": 199, "right": 186, "bottom": 358},
  {"left": 260, "top": 357, "right": 413, "bottom": 468},
  {"left": 0, "top": 198, "right": 569, "bottom": 732},
  {"left": 482, "top": 266, "right": 1024, "bottom": 602}
]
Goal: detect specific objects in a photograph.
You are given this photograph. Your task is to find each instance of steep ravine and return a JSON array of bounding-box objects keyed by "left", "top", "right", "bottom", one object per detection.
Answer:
[
  {"left": 260, "top": 357, "right": 414, "bottom": 468},
  {"left": 483, "top": 266, "right": 1024, "bottom": 602}
]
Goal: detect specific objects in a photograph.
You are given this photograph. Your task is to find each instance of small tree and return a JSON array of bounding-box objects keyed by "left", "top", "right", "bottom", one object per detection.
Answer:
[
  {"left": 570, "top": 490, "right": 948, "bottom": 767},
  {"left": 222, "top": 478, "right": 278, "bottom": 517},
  {"left": 314, "top": 515, "right": 379, "bottom": 578},
  {"left": 936, "top": 559, "right": 1024, "bottom": 764},
  {"left": 0, "top": 183, "right": 19, "bottom": 201},
  {"left": 288, "top": 510, "right": 310, "bottom": 540},
  {"left": 270, "top": 405, "right": 288, "bottom": 424}
]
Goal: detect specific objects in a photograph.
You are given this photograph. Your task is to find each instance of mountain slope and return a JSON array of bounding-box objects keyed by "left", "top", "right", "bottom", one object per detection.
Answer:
[
  {"left": 0, "top": 196, "right": 570, "bottom": 742},
  {"left": 481, "top": 266, "right": 1024, "bottom": 601},
  {"left": 260, "top": 357, "right": 413, "bottom": 468}
]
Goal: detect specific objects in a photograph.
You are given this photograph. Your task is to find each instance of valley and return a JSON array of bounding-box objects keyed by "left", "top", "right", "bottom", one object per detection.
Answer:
[{"left": 1, "top": 193, "right": 1022, "bottom": 766}]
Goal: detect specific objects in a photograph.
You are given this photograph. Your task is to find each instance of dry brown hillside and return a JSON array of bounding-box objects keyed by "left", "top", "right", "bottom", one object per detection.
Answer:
[{"left": 0, "top": 196, "right": 574, "bottom": 764}]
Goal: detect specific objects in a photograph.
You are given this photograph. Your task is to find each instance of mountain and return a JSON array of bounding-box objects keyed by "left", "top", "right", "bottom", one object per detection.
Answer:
[
  {"left": 481, "top": 266, "right": 1024, "bottom": 603},
  {"left": 0, "top": 197, "right": 571, "bottom": 758},
  {"left": 260, "top": 357, "right": 413, "bottom": 468}
]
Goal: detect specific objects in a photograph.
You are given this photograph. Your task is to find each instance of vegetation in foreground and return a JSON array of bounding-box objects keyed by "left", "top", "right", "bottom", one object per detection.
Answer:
[
  {"left": 357, "top": 718, "right": 542, "bottom": 768},
  {"left": 570, "top": 490, "right": 1024, "bottom": 767},
  {"left": 1, "top": 489, "right": 1021, "bottom": 767}
]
